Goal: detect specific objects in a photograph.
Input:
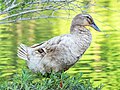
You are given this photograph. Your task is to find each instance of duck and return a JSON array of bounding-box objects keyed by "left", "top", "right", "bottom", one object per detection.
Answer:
[{"left": 17, "top": 14, "right": 100, "bottom": 75}]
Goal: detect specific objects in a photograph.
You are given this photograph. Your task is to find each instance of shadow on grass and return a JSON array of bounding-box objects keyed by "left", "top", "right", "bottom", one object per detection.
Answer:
[{"left": 0, "top": 69, "right": 103, "bottom": 90}]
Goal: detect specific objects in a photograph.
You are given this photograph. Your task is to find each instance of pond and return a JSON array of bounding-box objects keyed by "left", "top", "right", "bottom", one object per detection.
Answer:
[{"left": 0, "top": 0, "right": 120, "bottom": 90}]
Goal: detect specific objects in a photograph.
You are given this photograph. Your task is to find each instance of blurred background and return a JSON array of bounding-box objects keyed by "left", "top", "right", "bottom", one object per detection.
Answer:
[{"left": 0, "top": 0, "right": 120, "bottom": 90}]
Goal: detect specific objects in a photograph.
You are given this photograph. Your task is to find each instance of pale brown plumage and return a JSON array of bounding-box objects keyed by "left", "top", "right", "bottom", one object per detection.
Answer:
[{"left": 17, "top": 14, "right": 100, "bottom": 75}]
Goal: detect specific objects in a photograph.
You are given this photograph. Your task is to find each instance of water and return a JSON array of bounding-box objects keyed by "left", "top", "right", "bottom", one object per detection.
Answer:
[{"left": 0, "top": 0, "right": 120, "bottom": 90}]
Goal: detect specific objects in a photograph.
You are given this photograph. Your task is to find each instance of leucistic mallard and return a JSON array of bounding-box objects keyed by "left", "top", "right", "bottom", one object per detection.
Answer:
[{"left": 17, "top": 14, "right": 100, "bottom": 75}]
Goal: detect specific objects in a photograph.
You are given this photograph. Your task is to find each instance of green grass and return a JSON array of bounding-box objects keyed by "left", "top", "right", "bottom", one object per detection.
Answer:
[{"left": 0, "top": 69, "right": 103, "bottom": 90}]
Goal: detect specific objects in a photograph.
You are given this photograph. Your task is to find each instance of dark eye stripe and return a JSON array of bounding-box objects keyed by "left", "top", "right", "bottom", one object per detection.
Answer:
[{"left": 86, "top": 16, "right": 92, "bottom": 24}]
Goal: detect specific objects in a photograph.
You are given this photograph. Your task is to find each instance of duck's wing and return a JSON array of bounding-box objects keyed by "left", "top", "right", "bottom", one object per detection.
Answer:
[
  {"left": 17, "top": 35, "right": 64, "bottom": 61},
  {"left": 31, "top": 35, "right": 63, "bottom": 51},
  {"left": 17, "top": 41, "right": 46, "bottom": 60},
  {"left": 31, "top": 41, "right": 46, "bottom": 48}
]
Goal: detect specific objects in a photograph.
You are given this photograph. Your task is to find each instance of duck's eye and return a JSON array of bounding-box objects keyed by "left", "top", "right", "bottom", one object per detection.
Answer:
[
  {"left": 86, "top": 16, "right": 90, "bottom": 19},
  {"left": 86, "top": 16, "right": 92, "bottom": 24}
]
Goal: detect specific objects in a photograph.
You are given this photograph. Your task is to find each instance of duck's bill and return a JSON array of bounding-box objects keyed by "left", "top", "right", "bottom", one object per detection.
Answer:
[{"left": 91, "top": 22, "right": 100, "bottom": 32}]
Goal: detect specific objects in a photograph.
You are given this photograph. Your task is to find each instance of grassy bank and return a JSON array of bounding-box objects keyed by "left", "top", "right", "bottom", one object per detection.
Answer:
[{"left": 0, "top": 69, "right": 103, "bottom": 90}]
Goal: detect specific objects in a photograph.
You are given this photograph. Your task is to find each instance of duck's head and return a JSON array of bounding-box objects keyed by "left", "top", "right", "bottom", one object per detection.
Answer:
[{"left": 71, "top": 14, "right": 100, "bottom": 32}]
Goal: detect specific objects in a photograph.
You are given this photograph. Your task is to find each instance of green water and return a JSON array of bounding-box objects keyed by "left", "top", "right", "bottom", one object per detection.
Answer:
[{"left": 0, "top": 0, "right": 120, "bottom": 90}]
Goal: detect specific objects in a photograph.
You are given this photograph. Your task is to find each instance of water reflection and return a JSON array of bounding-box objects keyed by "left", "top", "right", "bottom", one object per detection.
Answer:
[{"left": 0, "top": 0, "right": 120, "bottom": 90}]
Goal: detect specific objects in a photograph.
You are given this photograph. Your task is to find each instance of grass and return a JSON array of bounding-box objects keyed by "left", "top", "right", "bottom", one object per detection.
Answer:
[{"left": 0, "top": 69, "right": 103, "bottom": 90}]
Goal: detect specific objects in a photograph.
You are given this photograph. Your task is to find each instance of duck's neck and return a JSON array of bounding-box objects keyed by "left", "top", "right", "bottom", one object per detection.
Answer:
[{"left": 70, "top": 25, "right": 88, "bottom": 34}]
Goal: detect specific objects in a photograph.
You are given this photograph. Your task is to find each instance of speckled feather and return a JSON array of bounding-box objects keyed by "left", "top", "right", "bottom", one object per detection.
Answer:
[{"left": 17, "top": 14, "right": 100, "bottom": 75}]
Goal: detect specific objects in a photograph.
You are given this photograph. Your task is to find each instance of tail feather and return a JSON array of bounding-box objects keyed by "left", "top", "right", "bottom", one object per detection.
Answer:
[{"left": 17, "top": 44, "right": 28, "bottom": 61}]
